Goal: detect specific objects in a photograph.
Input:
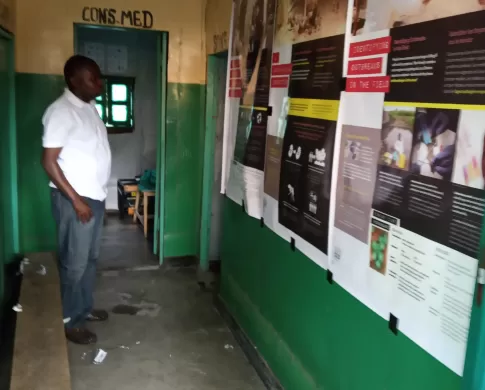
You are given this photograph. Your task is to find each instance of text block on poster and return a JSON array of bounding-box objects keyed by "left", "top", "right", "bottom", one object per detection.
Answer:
[
  {"left": 349, "top": 36, "right": 392, "bottom": 58},
  {"left": 347, "top": 57, "right": 383, "bottom": 76},
  {"left": 346, "top": 76, "right": 390, "bottom": 93}
]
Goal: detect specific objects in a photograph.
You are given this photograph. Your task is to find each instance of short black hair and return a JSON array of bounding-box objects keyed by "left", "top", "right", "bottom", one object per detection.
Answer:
[{"left": 63, "top": 55, "right": 99, "bottom": 86}]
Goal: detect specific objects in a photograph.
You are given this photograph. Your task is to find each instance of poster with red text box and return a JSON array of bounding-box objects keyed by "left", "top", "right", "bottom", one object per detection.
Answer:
[
  {"left": 328, "top": 2, "right": 485, "bottom": 377},
  {"left": 262, "top": 0, "right": 350, "bottom": 269},
  {"left": 222, "top": 0, "right": 276, "bottom": 219}
]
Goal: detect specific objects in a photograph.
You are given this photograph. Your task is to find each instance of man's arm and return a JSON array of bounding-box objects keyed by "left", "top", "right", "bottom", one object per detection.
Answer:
[{"left": 42, "top": 148, "right": 92, "bottom": 223}]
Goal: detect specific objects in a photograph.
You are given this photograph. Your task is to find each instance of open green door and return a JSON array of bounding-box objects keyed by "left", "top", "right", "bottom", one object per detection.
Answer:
[{"left": 153, "top": 32, "right": 168, "bottom": 264}]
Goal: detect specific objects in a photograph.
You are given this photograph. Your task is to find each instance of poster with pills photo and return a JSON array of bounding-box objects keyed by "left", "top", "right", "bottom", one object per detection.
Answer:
[{"left": 328, "top": 0, "right": 485, "bottom": 376}]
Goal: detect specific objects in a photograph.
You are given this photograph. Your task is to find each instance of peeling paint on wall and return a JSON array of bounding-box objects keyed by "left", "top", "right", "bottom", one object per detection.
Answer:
[{"left": 205, "top": 0, "right": 232, "bottom": 55}]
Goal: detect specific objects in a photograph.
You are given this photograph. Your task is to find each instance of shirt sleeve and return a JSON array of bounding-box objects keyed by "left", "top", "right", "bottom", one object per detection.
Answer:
[{"left": 42, "top": 107, "right": 73, "bottom": 148}]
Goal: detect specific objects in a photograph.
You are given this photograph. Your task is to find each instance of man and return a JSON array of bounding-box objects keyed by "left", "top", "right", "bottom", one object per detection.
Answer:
[{"left": 42, "top": 55, "right": 112, "bottom": 345}]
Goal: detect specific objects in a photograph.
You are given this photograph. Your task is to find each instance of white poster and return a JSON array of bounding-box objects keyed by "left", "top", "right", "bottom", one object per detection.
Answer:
[
  {"left": 221, "top": 0, "right": 277, "bottom": 219},
  {"left": 328, "top": 0, "right": 485, "bottom": 376}
]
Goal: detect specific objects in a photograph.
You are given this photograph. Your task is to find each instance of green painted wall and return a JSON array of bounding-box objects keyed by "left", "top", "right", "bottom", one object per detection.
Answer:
[
  {"left": 16, "top": 74, "right": 63, "bottom": 253},
  {"left": 0, "top": 33, "right": 17, "bottom": 288},
  {"left": 165, "top": 83, "right": 205, "bottom": 258},
  {"left": 220, "top": 198, "right": 461, "bottom": 390},
  {"left": 16, "top": 73, "right": 204, "bottom": 257}
]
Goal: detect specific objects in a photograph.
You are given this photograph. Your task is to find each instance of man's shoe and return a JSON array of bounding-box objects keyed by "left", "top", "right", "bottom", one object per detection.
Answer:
[
  {"left": 86, "top": 309, "right": 109, "bottom": 322},
  {"left": 65, "top": 328, "right": 97, "bottom": 345}
]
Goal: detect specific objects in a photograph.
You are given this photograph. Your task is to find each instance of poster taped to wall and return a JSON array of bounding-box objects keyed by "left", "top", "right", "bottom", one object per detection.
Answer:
[
  {"left": 222, "top": 0, "right": 276, "bottom": 219},
  {"left": 329, "top": 1, "right": 485, "bottom": 376},
  {"left": 261, "top": 0, "right": 350, "bottom": 268}
]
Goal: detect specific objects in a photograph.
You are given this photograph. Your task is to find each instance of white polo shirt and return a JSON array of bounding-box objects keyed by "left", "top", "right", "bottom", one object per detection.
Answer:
[{"left": 42, "top": 89, "right": 112, "bottom": 201}]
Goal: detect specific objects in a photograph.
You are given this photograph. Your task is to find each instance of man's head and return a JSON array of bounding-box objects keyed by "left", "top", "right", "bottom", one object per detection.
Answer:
[{"left": 64, "top": 55, "right": 103, "bottom": 102}]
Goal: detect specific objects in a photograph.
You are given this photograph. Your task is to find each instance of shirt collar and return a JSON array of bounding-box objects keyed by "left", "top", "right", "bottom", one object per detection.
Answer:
[{"left": 64, "top": 88, "right": 93, "bottom": 108}]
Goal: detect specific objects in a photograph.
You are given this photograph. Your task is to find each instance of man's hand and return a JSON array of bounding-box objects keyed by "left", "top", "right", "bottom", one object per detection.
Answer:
[
  {"left": 73, "top": 198, "right": 93, "bottom": 223},
  {"left": 42, "top": 148, "right": 91, "bottom": 222}
]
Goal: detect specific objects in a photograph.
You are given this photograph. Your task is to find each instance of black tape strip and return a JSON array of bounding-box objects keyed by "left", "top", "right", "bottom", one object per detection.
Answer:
[
  {"left": 389, "top": 313, "right": 398, "bottom": 335},
  {"left": 290, "top": 237, "right": 295, "bottom": 252},
  {"left": 242, "top": 200, "right": 245, "bottom": 213},
  {"left": 260, "top": 217, "right": 265, "bottom": 228},
  {"left": 327, "top": 270, "right": 333, "bottom": 284},
  {"left": 339, "top": 77, "right": 347, "bottom": 91},
  {"left": 267, "top": 106, "right": 273, "bottom": 116}
]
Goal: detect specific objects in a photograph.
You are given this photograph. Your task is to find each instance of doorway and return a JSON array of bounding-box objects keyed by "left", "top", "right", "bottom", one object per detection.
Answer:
[{"left": 74, "top": 24, "right": 168, "bottom": 269}]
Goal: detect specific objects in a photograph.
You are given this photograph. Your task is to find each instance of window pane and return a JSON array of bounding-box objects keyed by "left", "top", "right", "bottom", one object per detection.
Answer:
[
  {"left": 112, "top": 105, "right": 128, "bottom": 122},
  {"left": 112, "top": 84, "right": 128, "bottom": 102},
  {"left": 95, "top": 94, "right": 103, "bottom": 102},
  {"left": 95, "top": 104, "right": 104, "bottom": 118}
]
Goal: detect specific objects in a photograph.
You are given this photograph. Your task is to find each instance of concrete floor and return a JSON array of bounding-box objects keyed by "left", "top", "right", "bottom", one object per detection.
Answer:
[
  {"left": 68, "top": 217, "right": 265, "bottom": 390},
  {"left": 98, "top": 215, "right": 158, "bottom": 270}
]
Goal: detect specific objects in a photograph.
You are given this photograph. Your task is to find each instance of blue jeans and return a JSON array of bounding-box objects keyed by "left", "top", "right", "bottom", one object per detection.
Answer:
[{"left": 51, "top": 189, "right": 105, "bottom": 329}]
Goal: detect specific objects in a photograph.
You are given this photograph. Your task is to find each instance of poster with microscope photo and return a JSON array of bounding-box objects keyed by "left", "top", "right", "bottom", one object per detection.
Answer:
[
  {"left": 328, "top": 1, "right": 485, "bottom": 377},
  {"left": 222, "top": 0, "right": 277, "bottom": 218}
]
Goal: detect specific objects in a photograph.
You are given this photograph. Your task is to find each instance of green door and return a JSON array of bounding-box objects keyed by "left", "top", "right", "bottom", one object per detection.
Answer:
[
  {"left": 0, "top": 30, "right": 19, "bottom": 299},
  {"left": 153, "top": 32, "right": 168, "bottom": 263}
]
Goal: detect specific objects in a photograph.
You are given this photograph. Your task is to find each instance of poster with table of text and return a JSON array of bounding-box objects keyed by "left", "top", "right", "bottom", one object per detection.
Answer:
[{"left": 329, "top": 0, "right": 485, "bottom": 376}]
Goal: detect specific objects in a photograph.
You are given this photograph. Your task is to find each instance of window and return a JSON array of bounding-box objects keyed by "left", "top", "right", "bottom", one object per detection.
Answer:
[{"left": 96, "top": 77, "right": 134, "bottom": 133}]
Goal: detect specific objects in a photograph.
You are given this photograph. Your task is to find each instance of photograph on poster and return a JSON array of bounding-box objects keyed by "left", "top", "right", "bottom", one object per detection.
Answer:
[
  {"left": 353, "top": 0, "right": 484, "bottom": 35},
  {"left": 275, "top": 0, "right": 348, "bottom": 45},
  {"left": 278, "top": 97, "right": 290, "bottom": 139},
  {"left": 369, "top": 225, "right": 389, "bottom": 275},
  {"left": 452, "top": 110, "right": 485, "bottom": 190},
  {"left": 231, "top": 0, "right": 275, "bottom": 106},
  {"left": 380, "top": 106, "right": 415, "bottom": 171},
  {"left": 410, "top": 108, "right": 458, "bottom": 181},
  {"left": 344, "top": 140, "right": 361, "bottom": 161}
]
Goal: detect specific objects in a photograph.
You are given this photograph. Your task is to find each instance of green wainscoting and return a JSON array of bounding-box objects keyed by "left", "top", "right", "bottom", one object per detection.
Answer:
[
  {"left": 16, "top": 74, "right": 64, "bottom": 253},
  {"left": 16, "top": 73, "right": 204, "bottom": 257},
  {"left": 220, "top": 198, "right": 461, "bottom": 390}
]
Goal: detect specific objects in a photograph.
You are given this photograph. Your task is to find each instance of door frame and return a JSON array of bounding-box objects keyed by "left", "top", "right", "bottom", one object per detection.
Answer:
[
  {"left": 154, "top": 31, "right": 168, "bottom": 263},
  {"left": 199, "top": 52, "right": 228, "bottom": 272},
  {"left": 73, "top": 24, "right": 169, "bottom": 263},
  {"left": 0, "top": 27, "right": 19, "bottom": 256}
]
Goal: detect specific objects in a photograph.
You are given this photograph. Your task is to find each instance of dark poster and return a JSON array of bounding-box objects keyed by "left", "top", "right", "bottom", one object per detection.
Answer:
[
  {"left": 278, "top": 116, "right": 335, "bottom": 253},
  {"left": 386, "top": 10, "right": 485, "bottom": 105},
  {"left": 373, "top": 106, "right": 485, "bottom": 259},
  {"left": 289, "top": 34, "right": 345, "bottom": 100},
  {"left": 234, "top": 107, "right": 268, "bottom": 171}
]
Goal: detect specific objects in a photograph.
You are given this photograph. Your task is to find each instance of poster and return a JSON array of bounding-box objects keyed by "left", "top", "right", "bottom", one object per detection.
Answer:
[
  {"left": 278, "top": 32, "right": 344, "bottom": 254},
  {"left": 222, "top": 0, "right": 276, "bottom": 218},
  {"left": 329, "top": 3, "right": 485, "bottom": 376},
  {"left": 260, "top": 0, "right": 349, "bottom": 267}
]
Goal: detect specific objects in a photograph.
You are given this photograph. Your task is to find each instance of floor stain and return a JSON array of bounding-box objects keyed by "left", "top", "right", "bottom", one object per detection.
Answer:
[{"left": 112, "top": 304, "right": 140, "bottom": 315}]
